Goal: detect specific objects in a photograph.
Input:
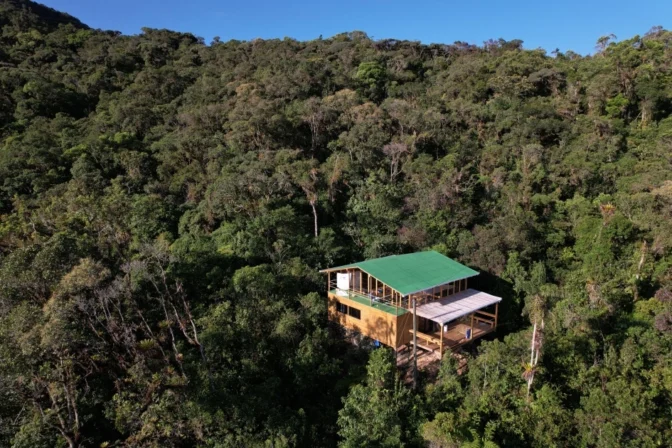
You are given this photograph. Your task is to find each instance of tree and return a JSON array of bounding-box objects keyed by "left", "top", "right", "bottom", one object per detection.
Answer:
[
  {"left": 382, "top": 142, "right": 408, "bottom": 181},
  {"left": 291, "top": 159, "right": 322, "bottom": 238},
  {"left": 355, "top": 61, "right": 388, "bottom": 102},
  {"left": 338, "top": 349, "right": 421, "bottom": 447}
]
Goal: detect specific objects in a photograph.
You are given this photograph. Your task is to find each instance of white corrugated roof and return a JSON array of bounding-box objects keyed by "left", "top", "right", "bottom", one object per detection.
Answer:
[{"left": 415, "top": 289, "right": 501, "bottom": 324}]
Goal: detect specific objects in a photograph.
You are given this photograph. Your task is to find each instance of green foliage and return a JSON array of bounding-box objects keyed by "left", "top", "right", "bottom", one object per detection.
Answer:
[
  {"left": 337, "top": 349, "right": 421, "bottom": 447},
  {"left": 0, "top": 2, "right": 671, "bottom": 446},
  {"left": 355, "top": 61, "right": 388, "bottom": 101},
  {"left": 605, "top": 93, "right": 630, "bottom": 118}
]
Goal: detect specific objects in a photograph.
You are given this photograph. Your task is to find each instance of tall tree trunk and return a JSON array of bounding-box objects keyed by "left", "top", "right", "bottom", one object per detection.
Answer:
[
  {"left": 634, "top": 240, "right": 647, "bottom": 301},
  {"left": 527, "top": 321, "right": 537, "bottom": 399},
  {"left": 310, "top": 200, "right": 318, "bottom": 238},
  {"left": 530, "top": 321, "right": 536, "bottom": 366}
]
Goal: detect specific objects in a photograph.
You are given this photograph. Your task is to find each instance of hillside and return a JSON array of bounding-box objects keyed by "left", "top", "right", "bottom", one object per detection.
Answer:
[{"left": 1, "top": 1, "right": 671, "bottom": 447}]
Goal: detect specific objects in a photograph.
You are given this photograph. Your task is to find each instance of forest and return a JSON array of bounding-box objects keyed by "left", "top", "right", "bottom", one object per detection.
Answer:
[{"left": 0, "top": 0, "right": 671, "bottom": 446}]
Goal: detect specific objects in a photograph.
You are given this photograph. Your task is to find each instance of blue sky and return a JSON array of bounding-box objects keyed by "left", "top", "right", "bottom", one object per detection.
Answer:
[{"left": 41, "top": 0, "right": 670, "bottom": 55}]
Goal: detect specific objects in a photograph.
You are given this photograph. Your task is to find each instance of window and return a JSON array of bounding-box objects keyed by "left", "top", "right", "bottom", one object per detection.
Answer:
[
  {"left": 348, "top": 306, "right": 361, "bottom": 319},
  {"left": 336, "top": 302, "right": 348, "bottom": 314}
]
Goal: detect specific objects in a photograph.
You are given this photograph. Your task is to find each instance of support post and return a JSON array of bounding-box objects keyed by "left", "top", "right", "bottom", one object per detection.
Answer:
[
  {"left": 328, "top": 271, "right": 331, "bottom": 291},
  {"left": 412, "top": 297, "right": 418, "bottom": 389},
  {"left": 495, "top": 303, "right": 499, "bottom": 329},
  {"left": 439, "top": 322, "right": 443, "bottom": 358},
  {"left": 470, "top": 313, "right": 474, "bottom": 340}
]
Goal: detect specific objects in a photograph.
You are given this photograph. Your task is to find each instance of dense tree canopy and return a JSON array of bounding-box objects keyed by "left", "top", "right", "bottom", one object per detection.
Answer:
[{"left": 1, "top": 1, "right": 672, "bottom": 447}]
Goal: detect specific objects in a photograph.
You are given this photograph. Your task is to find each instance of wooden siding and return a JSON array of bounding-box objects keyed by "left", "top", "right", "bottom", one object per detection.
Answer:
[
  {"left": 396, "top": 312, "right": 414, "bottom": 348},
  {"left": 328, "top": 292, "right": 399, "bottom": 347}
]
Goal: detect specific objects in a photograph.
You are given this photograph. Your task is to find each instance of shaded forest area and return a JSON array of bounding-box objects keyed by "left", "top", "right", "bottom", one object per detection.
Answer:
[{"left": 1, "top": 1, "right": 672, "bottom": 446}]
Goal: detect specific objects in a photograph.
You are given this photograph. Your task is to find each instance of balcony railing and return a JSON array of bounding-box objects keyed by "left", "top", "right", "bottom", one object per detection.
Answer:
[
  {"left": 410, "top": 311, "right": 497, "bottom": 353},
  {"left": 329, "top": 279, "right": 403, "bottom": 314}
]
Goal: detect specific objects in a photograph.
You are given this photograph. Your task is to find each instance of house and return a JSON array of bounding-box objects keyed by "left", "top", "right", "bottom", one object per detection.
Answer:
[{"left": 320, "top": 251, "right": 501, "bottom": 358}]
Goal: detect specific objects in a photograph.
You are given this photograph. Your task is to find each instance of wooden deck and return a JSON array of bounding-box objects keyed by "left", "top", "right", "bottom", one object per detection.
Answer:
[{"left": 409, "top": 320, "right": 495, "bottom": 356}]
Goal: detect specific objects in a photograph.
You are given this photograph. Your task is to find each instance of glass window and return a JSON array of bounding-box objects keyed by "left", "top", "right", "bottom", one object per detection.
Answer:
[
  {"left": 336, "top": 302, "right": 348, "bottom": 314},
  {"left": 348, "top": 307, "right": 361, "bottom": 319}
]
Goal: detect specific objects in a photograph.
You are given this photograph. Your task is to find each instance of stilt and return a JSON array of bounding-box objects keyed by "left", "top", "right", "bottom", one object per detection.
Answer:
[
  {"left": 439, "top": 322, "right": 443, "bottom": 358},
  {"left": 470, "top": 313, "right": 474, "bottom": 340},
  {"left": 412, "top": 297, "right": 418, "bottom": 389}
]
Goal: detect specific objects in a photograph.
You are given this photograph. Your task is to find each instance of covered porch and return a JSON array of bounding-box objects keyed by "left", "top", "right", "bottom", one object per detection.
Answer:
[{"left": 409, "top": 289, "right": 501, "bottom": 357}]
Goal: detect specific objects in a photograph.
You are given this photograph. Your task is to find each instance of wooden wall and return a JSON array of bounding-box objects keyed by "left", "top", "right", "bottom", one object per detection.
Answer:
[
  {"left": 327, "top": 292, "right": 399, "bottom": 347},
  {"left": 395, "top": 312, "right": 414, "bottom": 348}
]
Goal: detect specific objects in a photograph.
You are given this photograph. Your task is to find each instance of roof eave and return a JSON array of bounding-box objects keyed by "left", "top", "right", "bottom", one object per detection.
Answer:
[
  {"left": 319, "top": 264, "right": 359, "bottom": 273},
  {"left": 415, "top": 289, "right": 502, "bottom": 324}
]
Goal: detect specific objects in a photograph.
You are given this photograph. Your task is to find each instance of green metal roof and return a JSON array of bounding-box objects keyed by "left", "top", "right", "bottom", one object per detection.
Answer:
[{"left": 321, "top": 251, "right": 479, "bottom": 296}]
